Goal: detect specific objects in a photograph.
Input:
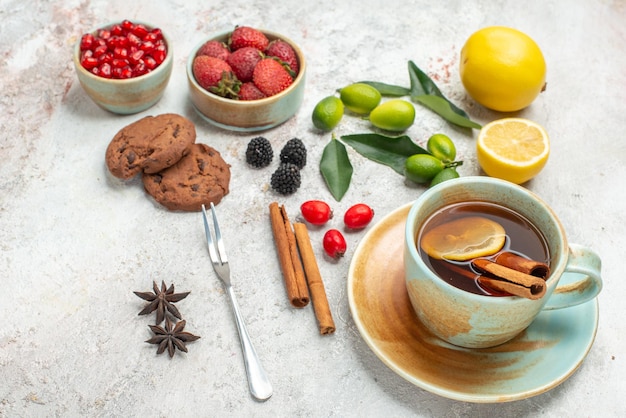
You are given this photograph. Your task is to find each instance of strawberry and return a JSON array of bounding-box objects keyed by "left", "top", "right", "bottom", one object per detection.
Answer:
[
  {"left": 229, "top": 26, "right": 269, "bottom": 52},
  {"left": 252, "top": 58, "right": 293, "bottom": 96},
  {"left": 226, "top": 47, "right": 263, "bottom": 82},
  {"left": 239, "top": 82, "right": 267, "bottom": 100},
  {"left": 192, "top": 55, "right": 233, "bottom": 90},
  {"left": 265, "top": 40, "right": 299, "bottom": 75},
  {"left": 196, "top": 40, "right": 230, "bottom": 61}
]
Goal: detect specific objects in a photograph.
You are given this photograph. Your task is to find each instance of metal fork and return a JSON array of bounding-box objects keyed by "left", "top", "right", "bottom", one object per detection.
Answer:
[{"left": 201, "top": 203, "right": 273, "bottom": 401}]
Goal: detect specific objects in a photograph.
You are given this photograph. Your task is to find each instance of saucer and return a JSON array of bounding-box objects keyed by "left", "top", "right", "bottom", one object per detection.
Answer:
[{"left": 347, "top": 202, "right": 599, "bottom": 403}]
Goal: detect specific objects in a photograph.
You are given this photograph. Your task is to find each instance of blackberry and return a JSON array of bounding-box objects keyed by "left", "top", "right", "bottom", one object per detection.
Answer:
[
  {"left": 279, "top": 137, "right": 307, "bottom": 169},
  {"left": 245, "top": 136, "right": 273, "bottom": 168},
  {"left": 270, "top": 163, "right": 301, "bottom": 195}
]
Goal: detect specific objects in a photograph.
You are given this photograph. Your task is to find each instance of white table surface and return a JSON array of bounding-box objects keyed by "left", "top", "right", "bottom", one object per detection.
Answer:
[{"left": 1, "top": 0, "right": 624, "bottom": 416}]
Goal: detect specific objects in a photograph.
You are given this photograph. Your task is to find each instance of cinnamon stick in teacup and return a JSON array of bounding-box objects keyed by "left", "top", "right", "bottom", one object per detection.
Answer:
[
  {"left": 495, "top": 251, "right": 550, "bottom": 279},
  {"left": 293, "top": 222, "right": 336, "bottom": 335},
  {"left": 269, "top": 202, "right": 310, "bottom": 308},
  {"left": 472, "top": 258, "right": 547, "bottom": 300}
]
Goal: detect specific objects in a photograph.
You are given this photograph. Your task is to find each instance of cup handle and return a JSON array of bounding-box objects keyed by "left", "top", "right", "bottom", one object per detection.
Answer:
[{"left": 543, "top": 243, "right": 603, "bottom": 310}]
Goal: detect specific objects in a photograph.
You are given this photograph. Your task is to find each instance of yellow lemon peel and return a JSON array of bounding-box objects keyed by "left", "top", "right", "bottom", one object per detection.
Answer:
[
  {"left": 460, "top": 26, "right": 546, "bottom": 112},
  {"left": 420, "top": 216, "right": 506, "bottom": 261}
]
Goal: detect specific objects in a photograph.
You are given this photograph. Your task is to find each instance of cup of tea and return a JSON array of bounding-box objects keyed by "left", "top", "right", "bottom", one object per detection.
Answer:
[{"left": 403, "top": 176, "right": 602, "bottom": 348}]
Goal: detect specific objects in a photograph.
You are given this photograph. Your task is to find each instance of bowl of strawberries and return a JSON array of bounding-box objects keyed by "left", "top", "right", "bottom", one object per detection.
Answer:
[{"left": 187, "top": 26, "right": 306, "bottom": 131}]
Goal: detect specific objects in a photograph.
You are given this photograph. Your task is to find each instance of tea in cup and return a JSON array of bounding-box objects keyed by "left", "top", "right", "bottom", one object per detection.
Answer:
[{"left": 403, "top": 176, "right": 602, "bottom": 348}]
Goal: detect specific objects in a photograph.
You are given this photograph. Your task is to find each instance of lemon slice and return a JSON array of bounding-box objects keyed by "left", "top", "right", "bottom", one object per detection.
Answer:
[
  {"left": 420, "top": 216, "right": 506, "bottom": 261},
  {"left": 476, "top": 118, "right": 550, "bottom": 184}
]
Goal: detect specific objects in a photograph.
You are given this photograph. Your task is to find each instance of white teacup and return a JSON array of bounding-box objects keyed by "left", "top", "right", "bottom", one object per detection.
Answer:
[{"left": 404, "top": 177, "right": 602, "bottom": 348}]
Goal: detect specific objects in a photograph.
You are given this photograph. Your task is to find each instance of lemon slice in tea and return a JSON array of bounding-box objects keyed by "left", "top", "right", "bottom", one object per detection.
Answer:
[{"left": 420, "top": 216, "right": 506, "bottom": 261}]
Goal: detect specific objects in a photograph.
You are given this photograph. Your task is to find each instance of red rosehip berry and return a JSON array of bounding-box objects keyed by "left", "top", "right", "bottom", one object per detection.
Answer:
[
  {"left": 344, "top": 203, "right": 374, "bottom": 229},
  {"left": 300, "top": 200, "right": 333, "bottom": 226},
  {"left": 323, "top": 229, "right": 347, "bottom": 259}
]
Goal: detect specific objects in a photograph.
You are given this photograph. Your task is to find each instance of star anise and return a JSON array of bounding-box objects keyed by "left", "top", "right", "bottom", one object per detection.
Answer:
[
  {"left": 146, "top": 317, "right": 200, "bottom": 358},
  {"left": 134, "top": 281, "right": 190, "bottom": 324}
]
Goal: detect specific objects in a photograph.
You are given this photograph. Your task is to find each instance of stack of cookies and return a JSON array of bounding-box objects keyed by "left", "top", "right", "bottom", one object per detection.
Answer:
[{"left": 105, "top": 113, "right": 231, "bottom": 211}]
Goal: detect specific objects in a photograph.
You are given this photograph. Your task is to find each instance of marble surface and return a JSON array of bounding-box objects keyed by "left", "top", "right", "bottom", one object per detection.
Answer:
[{"left": 1, "top": 0, "right": 624, "bottom": 416}]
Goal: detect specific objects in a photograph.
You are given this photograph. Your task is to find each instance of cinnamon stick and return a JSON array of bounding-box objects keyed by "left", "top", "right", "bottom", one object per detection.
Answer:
[
  {"left": 269, "top": 202, "right": 310, "bottom": 308},
  {"left": 472, "top": 258, "right": 547, "bottom": 300},
  {"left": 294, "top": 222, "right": 336, "bottom": 335},
  {"left": 495, "top": 252, "right": 550, "bottom": 279}
]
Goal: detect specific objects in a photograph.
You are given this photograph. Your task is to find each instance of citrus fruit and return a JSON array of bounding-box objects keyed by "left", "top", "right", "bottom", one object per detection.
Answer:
[
  {"left": 476, "top": 118, "right": 550, "bottom": 184},
  {"left": 427, "top": 133, "right": 456, "bottom": 162},
  {"left": 312, "top": 96, "right": 344, "bottom": 131},
  {"left": 339, "top": 83, "right": 381, "bottom": 114},
  {"left": 460, "top": 26, "right": 546, "bottom": 112},
  {"left": 429, "top": 167, "right": 460, "bottom": 187},
  {"left": 404, "top": 154, "right": 444, "bottom": 184},
  {"left": 369, "top": 100, "right": 415, "bottom": 132},
  {"left": 420, "top": 216, "right": 506, "bottom": 261}
]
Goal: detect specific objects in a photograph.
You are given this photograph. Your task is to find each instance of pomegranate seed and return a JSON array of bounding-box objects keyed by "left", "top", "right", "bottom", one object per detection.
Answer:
[
  {"left": 97, "top": 29, "right": 111, "bottom": 40},
  {"left": 127, "top": 33, "right": 142, "bottom": 48},
  {"left": 78, "top": 21, "right": 167, "bottom": 79},
  {"left": 98, "top": 63, "right": 112, "bottom": 78},
  {"left": 92, "top": 44, "right": 107, "bottom": 58},
  {"left": 300, "top": 200, "right": 333, "bottom": 225},
  {"left": 323, "top": 229, "right": 347, "bottom": 259},
  {"left": 121, "top": 19, "right": 134, "bottom": 31},
  {"left": 153, "top": 46, "right": 166, "bottom": 64},
  {"left": 112, "top": 58, "right": 127, "bottom": 68},
  {"left": 344, "top": 203, "right": 375, "bottom": 229},
  {"left": 80, "top": 34, "right": 94, "bottom": 51},
  {"left": 144, "top": 56, "right": 157, "bottom": 70},
  {"left": 97, "top": 52, "right": 113, "bottom": 65},
  {"left": 143, "top": 32, "right": 158, "bottom": 43},
  {"left": 128, "top": 49, "right": 144, "bottom": 65},
  {"left": 81, "top": 55, "right": 98, "bottom": 70},
  {"left": 119, "top": 67, "right": 133, "bottom": 79},
  {"left": 110, "top": 24, "right": 124, "bottom": 36},
  {"left": 113, "top": 47, "right": 128, "bottom": 60},
  {"left": 133, "top": 62, "right": 148, "bottom": 77},
  {"left": 140, "top": 41, "right": 155, "bottom": 53},
  {"left": 132, "top": 24, "right": 149, "bottom": 38},
  {"left": 150, "top": 28, "right": 163, "bottom": 40}
]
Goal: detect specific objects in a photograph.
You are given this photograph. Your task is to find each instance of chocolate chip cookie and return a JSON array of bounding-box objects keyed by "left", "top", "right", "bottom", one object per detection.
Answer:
[
  {"left": 142, "top": 143, "right": 231, "bottom": 211},
  {"left": 105, "top": 113, "right": 196, "bottom": 179}
]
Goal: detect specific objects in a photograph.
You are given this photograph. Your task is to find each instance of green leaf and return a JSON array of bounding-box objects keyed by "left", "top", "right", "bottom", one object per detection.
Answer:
[
  {"left": 320, "top": 137, "right": 353, "bottom": 201},
  {"left": 357, "top": 81, "right": 411, "bottom": 97},
  {"left": 408, "top": 61, "right": 446, "bottom": 98},
  {"left": 407, "top": 61, "right": 482, "bottom": 129},
  {"left": 408, "top": 61, "right": 469, "bottom": 118},
  {"left": 341, "top": 133, "right": 428, "bottom": 175},
  {"left": 413, "top": 96, "right": 482, "bottom": 129}
]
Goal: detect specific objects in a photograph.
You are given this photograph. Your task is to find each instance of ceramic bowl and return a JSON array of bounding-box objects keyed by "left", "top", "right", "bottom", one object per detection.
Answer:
[
  {"left": 73, "top": 21, "right": 173, "bottom": 115},
  {"left": 186, "top": 30, "right": 306, "bottom": 132}
]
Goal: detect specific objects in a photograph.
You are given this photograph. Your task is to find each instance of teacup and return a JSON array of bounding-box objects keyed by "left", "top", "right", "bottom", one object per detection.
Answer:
[{"left": 403, "top": 176, "right": 602, "bottom": 348}]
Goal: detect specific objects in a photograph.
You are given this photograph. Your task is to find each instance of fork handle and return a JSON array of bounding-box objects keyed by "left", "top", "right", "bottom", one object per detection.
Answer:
[{"left": 226, "top": 285, "right": 273, "bottom": 401}]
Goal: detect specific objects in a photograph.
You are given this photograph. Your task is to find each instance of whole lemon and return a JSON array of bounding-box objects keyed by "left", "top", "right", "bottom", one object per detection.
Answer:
[{"left": 460, "top": 26, "right": 546, "bottom": 112}]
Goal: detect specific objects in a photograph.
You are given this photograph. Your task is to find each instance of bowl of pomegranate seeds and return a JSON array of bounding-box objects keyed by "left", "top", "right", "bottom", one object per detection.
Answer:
[
  {"left": 186, "top": 26, "right": 306, "bottom": 131},
  {"left": 73, "top": 20, "right": 173, "bottom": 115}
]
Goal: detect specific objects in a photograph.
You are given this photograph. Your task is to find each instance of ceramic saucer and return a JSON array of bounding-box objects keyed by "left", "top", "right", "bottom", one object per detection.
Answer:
[{"left": 347, "top": 202, "right": 599, "bottom": 403}]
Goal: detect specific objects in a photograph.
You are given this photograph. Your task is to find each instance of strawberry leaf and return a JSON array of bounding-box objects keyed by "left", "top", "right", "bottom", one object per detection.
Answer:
[
  {"left": 341, "top": 133, "right": 428, "bottom": 175},
  {"left": 320, "top": 136, "right": 353, "bottom": 202}
]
